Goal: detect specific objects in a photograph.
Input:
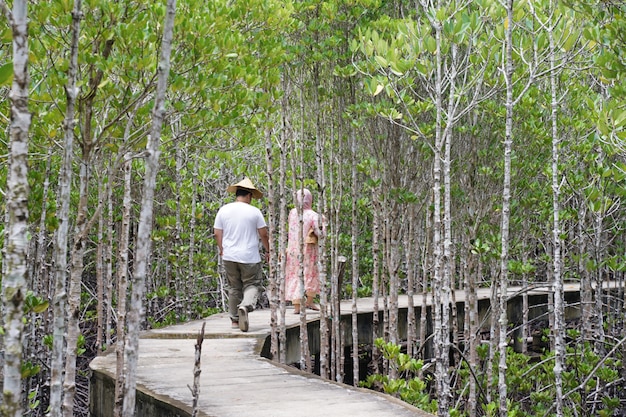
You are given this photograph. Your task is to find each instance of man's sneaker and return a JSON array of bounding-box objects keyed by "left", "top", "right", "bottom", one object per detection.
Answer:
[
  {"left": 238, "top": 306, "right": 249, "bottom": 332},
  {"left": 231, "top": 320, "right": 239, "bottom": 329}
]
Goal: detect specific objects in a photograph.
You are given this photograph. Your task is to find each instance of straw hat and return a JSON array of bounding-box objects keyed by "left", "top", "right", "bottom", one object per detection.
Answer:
[{"left": 226, "top": 177, "right": 263, "bottom": 199}]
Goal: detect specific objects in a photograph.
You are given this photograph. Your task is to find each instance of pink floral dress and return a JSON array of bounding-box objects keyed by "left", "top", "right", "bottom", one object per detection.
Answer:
[{"left": 285, "top": 189, "right": 326, "bottom": 302}]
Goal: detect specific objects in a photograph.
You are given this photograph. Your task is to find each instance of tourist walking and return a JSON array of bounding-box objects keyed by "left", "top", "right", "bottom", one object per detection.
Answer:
[
  {"left": 214, "top": 177, "right": 270, "bottom": 331},
  {"left": 285, "top": 188, "right": 327, "bottom": 314}
]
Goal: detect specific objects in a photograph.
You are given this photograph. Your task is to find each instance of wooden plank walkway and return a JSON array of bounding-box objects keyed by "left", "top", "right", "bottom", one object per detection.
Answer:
[
  {"left": 90, "top": 281, "right": 612, "bottom": 416},
  {"left": 90, "top": 298, "right": 433, "bottom": 417}
]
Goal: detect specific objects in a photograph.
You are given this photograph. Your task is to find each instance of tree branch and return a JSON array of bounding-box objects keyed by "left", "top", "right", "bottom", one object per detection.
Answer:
[{"left": 0, "top": 0, "right": 11, "bottom": 22}]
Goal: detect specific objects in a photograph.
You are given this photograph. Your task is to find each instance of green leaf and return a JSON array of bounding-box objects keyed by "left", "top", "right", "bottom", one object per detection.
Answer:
[
  {"left": 613, "top": 109, "right": 626, "bottom": 127},
  {"left": 21, "top": 362, "right": 41, "bottom": 379},
  {"left": 1, "top": 27, "right": 11, "bottom": 42},
  {"left": 425, "top": 36, "right": 436, "bottom": 53},
  {"left": 436, "top": 8, "right": 446, "bottom": 22},
  {"left": 374, "top": 55, "right": 388, "bottom": 68},
  {"left": 0, "top": 62, "right": 13, "bottom": 87},
  {"left": 32, "top": 301, "right": 50, "bottom": 314},
  {"left": 562, "top": 32, "right": 577, "bottom": 51},
  {"left": 389, "top": 62, "right": 403, "bottom": 76}
]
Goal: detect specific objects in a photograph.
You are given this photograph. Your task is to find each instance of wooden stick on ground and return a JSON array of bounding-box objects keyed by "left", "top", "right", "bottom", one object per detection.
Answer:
[{"left": 189, "top": 321, "right": 206, "bottom": 417}]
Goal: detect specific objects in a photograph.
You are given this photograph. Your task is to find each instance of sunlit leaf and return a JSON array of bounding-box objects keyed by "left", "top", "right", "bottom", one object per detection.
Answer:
[{"left": 0, "top": 62, "right": 13, "bottom": 87}]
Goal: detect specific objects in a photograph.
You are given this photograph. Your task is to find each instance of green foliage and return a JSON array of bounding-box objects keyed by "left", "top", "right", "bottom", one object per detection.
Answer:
[
  {"left": 148, "top": 311, "right": 184, "bottom": 329},
  {"left": 23, "top": 291, "right": 49, "bottom": 314},
  {"left": 455, "top": 342, "right": 623, "bottom": 417},
  {"left": 361, "top": 338, "right": 437, "bottom": 413},
  {"left": 366, "top": 336, "right": 623, "bottom": 417},
  {"left": 27, "top": 389, "right": 41, "bottom": 411},
  {"left": 43, "top": 334, "right": 53, "bottom": 350},
  {"left": 20, "top": 361, "right": 41, "bottom": 379},
  {"left": 0, "top": 61, "right": 13, "bottom": 86},
  {"left": 77, "top": 334, "right": 86, "bottom": 356}
]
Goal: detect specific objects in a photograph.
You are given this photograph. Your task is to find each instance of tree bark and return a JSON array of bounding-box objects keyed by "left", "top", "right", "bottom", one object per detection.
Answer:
[
  {"left": 405, "top": 210, "right": 416, "bottom": 358},
  {"left": 122, "top": 0, "right": 176, "bottom": 414},
  {"left": 1, "top": 1, "right": 30, "bottom": 415},
  {"left": 578, "top": 201, "right": 593, "bottom": 341},
  {"left": 498, "top": 2, "right": 515, "bottom": 415},
  {"left": 96, "top": 164, "right": 106, "bottom": 351},
  {"left": 350, "top": 126, "right": 360, "bottom": 386},
  {"left": 371, "top": 199, "right": 381, "bottom": 375},
  {"left": 264, "top": 122, "right": 280, "bottom": 363},
  {"left": 105, "top": 163, "right": 114, "bottom": 349},
  {"left": 277, "top": 79, "right": 290, "bottom": 364},
  {"left": 63, "top": 158, "right": 91, "bottom": 417},
  {"left": 432, "top": 14, "right": 450, "bottom": 415},
  {"left": 188, "top": 162, "right": 198, "bottom": 319},
  {"left": 113, "top": 155, "right": 132, "bottom": 417},
  {"left": 316, "top": 121, "right": 330, "bottom": 381},
  {"left": 50, "top": 1, "right": 81, "bottom": 414},
  {"left": 547, "top": 9, "right": 565, "bottom": 415}
]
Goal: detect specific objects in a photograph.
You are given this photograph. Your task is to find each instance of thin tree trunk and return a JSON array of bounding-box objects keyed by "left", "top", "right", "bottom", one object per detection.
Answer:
[
  {"left": 63, "top": 2, "right": 115, "bottom": 411},
  {"left": 443, "top": 43, "right": 457, "bottom": 382},
  {"left": 432, "top": 15, "right": 450, "bottom": 414},
  {"left": 593, "top": 211, "right": 606, "bottom": 353},
  {"left": 333, "top": 257, "right": 347, "bottom": 382},
  {"left": 328, "top": 99, "right": 347, "bottom": 382},
  {"left": 1, "top": 1, "right": 30, "bottom": 414},
  {"left": 579, "top": 201, "right": 593, "bottom": 341},
  {"left": 371, "top": 199, "right": 381, "bottom": 375},
  {"left": 188, "top": 162, "right": 198, "bottom": 319},
  {"left": 381, "top": 251, "right": 390, "bottom": 377},
  {"left": 96, "top": 167, "right": 106, "bottom": 351},
  {"left": 265, "top": 125, "right": 278, "bottom": 361},
  {"left": 487, "top": 266, "right": 498, "bottom": 405},
  {"left": 122, "top": 1, "right": 176, "bottom": 414},
  {"left": 385, "top": 204, "right": 400, "bottom": 353},
  {"left": 105, "top": 163, "right": 114, "bottom": 349},
  {"left": 350, "top": 126, "right": 360, "bottom": 386},
  {"left": 468, "top": 248, "right": 479, "bottom": 417},
  {"left": 547, "top": 262, "right": 555, "bottom": 349},
  {"left": 405, "top": 210, "right": 416, "bottom": 358},
  {"left": 294, "top": 186, "right": 309, "bottom": 371},
  {"left": 498, "top": 2, "right": 515, "bottom": 415},
  {"left": 113, "top": 156, "right": 132, "bottom": 417},
  {"left": 32, "top": 149, "right": 52, "bottom": 299},
  {"left": 444, "top": 126, "right": 457, "bottom": 368},
  {"left": 50, "top": 1, "right": 81, "bottom": 414},
  {"left": 548, "top": 11, "right": 565, "bottom": 415},
  {"left": 63, "top": 158, "right": 92, "bottom": 417},
  {"left": 174, "top": 137, "right": 184, "bottom": 316},
  {"left": 521, "top": 250, "right": 529, "bottom": 356},
  {"left": 419, "top": 200, "right": 431, "bottom": 373},
  {"left": 28, "top": 150, "right": 52, "bottom": 406},
  {"left": 277, "top": 86, "right": 289, "bottom": 363},
  {"left": 316, "top": 110, "right": 330, "bottom": 381}
]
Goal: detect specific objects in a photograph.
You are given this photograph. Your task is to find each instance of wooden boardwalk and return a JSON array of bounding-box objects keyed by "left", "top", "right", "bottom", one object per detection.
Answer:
[
  {"left": 90, "top": 281, "right": 609, "bottom": 416},
  {"left": 89, "top": 298, "right": 433, "bottom": 417}
]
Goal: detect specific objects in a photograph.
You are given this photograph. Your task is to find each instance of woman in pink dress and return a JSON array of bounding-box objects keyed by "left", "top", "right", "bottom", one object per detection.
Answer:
[{"left": 285, "top": 188, "right": 326, "bottom": 314}]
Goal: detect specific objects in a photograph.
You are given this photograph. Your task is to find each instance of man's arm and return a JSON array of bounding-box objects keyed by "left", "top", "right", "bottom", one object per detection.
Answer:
[
  {"left": 258, "top": 226, "right": 270, "bottom": 262},
  {"left": 214, "top": 228, "right": 223, "bottom": 257}
]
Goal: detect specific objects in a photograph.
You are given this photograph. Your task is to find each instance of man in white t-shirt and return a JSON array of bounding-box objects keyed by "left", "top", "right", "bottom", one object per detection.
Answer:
[{"left": 214, "top": 177, "right": 270, "bottom": 332}]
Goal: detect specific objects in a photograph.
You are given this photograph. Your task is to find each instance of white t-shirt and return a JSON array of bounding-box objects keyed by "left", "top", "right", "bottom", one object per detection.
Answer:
[{"left": 214, "top": 201, "right": 267, "bottom": 263}]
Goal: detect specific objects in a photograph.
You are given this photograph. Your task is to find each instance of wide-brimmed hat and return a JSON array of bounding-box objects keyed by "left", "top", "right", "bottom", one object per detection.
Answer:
[{"left": 226, "top": 177, "right": 263, "bottom": 199}]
